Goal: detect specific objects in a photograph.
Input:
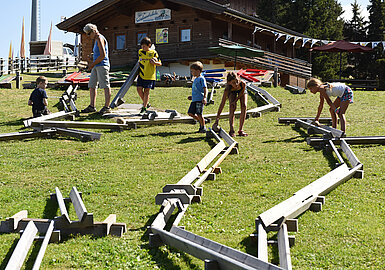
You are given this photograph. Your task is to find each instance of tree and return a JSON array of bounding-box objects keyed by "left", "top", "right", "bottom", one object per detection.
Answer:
[{"left": 344, "top": 0, "right": 368, "bottom": 41}]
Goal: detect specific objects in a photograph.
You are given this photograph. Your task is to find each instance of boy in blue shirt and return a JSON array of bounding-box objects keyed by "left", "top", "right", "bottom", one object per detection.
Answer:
[
  {"left": 187, "top": 61, "right": 207, "bottom": 133},
  {"left": 28, "top": 76, "right": 50, "bottom": 117}
]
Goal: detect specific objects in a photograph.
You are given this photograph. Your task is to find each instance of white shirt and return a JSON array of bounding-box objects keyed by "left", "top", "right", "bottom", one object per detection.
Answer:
[{"left": 325, "top": 83, "right": 347, "bottom": 98}]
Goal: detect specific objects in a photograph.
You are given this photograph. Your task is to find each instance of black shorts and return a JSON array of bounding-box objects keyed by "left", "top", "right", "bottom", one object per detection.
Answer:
[
  {"left": 188, "top": 101, "right": 204, "bottom": 115},
  {"left": 137, "top": 76, "right": 155, "bottom": 89},
  {"left": 32, "top": 107, "right": 50, "bottom": 118}
]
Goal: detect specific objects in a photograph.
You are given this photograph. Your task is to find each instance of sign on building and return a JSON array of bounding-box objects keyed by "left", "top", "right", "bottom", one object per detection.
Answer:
[{"left": 135, "top": 9, "right": 171, "bottom": 24}]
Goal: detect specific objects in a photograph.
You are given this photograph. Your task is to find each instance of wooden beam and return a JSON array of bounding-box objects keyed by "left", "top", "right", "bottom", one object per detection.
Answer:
[
  {"left": 278, "top": 117, "right": 332, "bottom": 125},
  {"left": 5, "top": 221, "right": 38, "bottom": 270},
  {"left": 277, "top": 224, "right": 292, "bottom": 270},
  {"left": 69, "top": 187, "right": 93, "bottom": 225},
  {"left": 340, "top": 139, "right": 361, "bottom": 167},
  {"left": 196, "top": 140, "right": 226, "bottom": 172},
  {"left": 328, "top": 140, "right": 345, "bottom": 164},
  {"left": 24, "top": 111, "right": 76, "bottom": 127},
  {"left": 110, "top": 61, "right": 139, "bottom": 108},
  {"left": 31, "top": 120, "right": 129, "bottom": 130},
  {"left": 31, "top": 220, "right": 54, "bottom": 270},
  {"left": 256, "top": 220, "right": 268, "bottom": 262},
  {"left": 54, "top": 187, "right": 70, "bottom": 223}
]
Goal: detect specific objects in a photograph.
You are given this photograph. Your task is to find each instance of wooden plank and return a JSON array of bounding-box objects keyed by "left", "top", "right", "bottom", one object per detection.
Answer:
[
  {"left": 0, "top": 129, "right": 57, "bottom": 141},
  {"left": 259, "top": 164, "right": 356, "bottom": 228},
  {"left": 152, "top": 226, "right": 284, "bottom": 270},
  {"left": 328, "top": 140, "right": 344, "bottom": 164},
  {"left": 5, "top": 221, "right": 38, "bottom": 270},
  {"left": 24, "top": 111, "right": 76, "bottom": 127},
  {"left": 196, "top": 140, "right": 226, "bottom": 172},
  {"left": 307, "top": 136, "right": 385, "bottom": 146},
  {"left": 340, "top": 139, "right": 360, "bottom": 167},
  {"left": 110, "top": 60, "right": 139, "bottom": 108},
  {"left": 277, "top": 224, "right": 292, "bottom": 270},
  {"left": 247, "top": 84, "right": 281, "bottom": 106},
  {"left": 295, "top": 119, "right": 332, "bottom": 138},
  {"left": 55, "top": 187, "right": 70, "bottom": 223},
  {"left": 31, "top": 220, "right": 54, "bottom": 270},
  {"left": 177, "top": 166, "right": 201, "bottom": 185},
  {"left": 31, "top": 120, "right": 129, "bottom": 130},
  {"left": 151, "top": 199, "right": 178, "bottom": 230},
  {"left": 69, "top": 187, "right": 93, "bottom": 225},
  {"left": 54, "top": 127, "right": 102, "bottom": 141},
  {"left": 256, "top": 220, "right": 268, "bottom": 262},
  {"left": 278, "top": 117, "right": 332, "bottom": 125},
  {"left": 218, "top": 128, "right": 236, "bottom": 146}
]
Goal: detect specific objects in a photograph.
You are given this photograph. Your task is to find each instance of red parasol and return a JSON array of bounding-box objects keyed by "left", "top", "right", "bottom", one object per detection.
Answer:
[{"left": 311, "top": 40, "right": 372, "bottom": 78}]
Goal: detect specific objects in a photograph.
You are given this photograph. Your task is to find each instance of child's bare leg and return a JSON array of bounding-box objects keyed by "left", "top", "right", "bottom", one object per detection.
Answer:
[
  {"left": 329, "top": 98, "right": 340, "bottom": 128},
  {"left": 137, "top": 87, "right": 144, "bottom": 103},
  {"left": 90, "top": 88, "right": 97, "bottom": 107},
  {"left": 104, "top": 87, "right": 111, "bottom": 107},
  {"left": 143, "top": 88, "right": 150, "bottom": 107},
  {"left": 229, "top": 96, "right": 237, "bottom": 134},
  {"left": 239, "top": 94, "right": 247, "bottom": 132},
  {"left": 196, "top": 114, "right": 205, "bottom": 127},
  {"left": 338, "top": 100, "right": 350, "bottom": 132},
  {"left": 188, "top": 113, "right": 199, "bottom": 121}
]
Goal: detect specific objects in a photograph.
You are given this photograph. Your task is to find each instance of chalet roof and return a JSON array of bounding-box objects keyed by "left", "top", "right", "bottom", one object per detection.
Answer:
[{"left": 56, "top": 0, "right": 306, "bottom": 37}]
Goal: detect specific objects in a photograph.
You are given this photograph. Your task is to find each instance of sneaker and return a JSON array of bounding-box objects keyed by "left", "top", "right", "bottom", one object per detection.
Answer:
[
  {"left": 80, "top": 105, "right": 96, "bottom": 113},
  {"left": 140, "top": 106, "right": 147, "bottom": 114},
  {"left": 99, "top": 106, "right": 111, "bottom": 114},
  {"left": 198, "top": 126, "right": 207, "bottom": 133},
  {"left": 146, "top": 103, "right": 151, "bottom": 108}
]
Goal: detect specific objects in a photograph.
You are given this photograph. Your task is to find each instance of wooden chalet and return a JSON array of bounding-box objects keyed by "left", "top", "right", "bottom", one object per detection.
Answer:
[{"left": 57, "top": 0, "right": 312, "bottom": 87}]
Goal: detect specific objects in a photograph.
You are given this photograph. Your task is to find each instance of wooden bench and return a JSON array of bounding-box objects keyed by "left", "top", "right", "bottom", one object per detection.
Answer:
[{"left": 329, "top": 79, "right": 379, "bottom": 90}]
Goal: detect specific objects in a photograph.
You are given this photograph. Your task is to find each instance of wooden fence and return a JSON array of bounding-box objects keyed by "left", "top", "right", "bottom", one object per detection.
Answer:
[{"left": 0, "top": 57, "right": 77, "bottom": 76}]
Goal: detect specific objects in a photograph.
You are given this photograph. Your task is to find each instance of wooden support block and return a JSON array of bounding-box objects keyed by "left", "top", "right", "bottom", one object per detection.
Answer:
[
  {"left": 207, "top": 173, "right": 216, "bottom": 180},
  {"left": 309, "top": 202, "right": 322, "bottom": 212},
  {"left": 192, "top": 195, "right": 202, "bottom": 203},
  {"left": 155, "top": 192, "right": 192, "bottom": 205},
  {"left": 5, "top": 221, "right": 38, "bottom": 270},
  {"left": 285, "top": 219, "right": 298, "bottom": 232},
  {"left": 196, "top": 187, "right": 203, "bottom": 196},
  {"left": 103, "top": 214, "right": 116, "bottom": 235},
  {"left": 251, "top": 111, "right": 261, "bottom": 118},
  {"left": 230, "top": 147, "right": 239, "bottom": 155},
  {"left": 213, "top": 167, "right": 222, "bottom": 174},
  {"left": 163, "top": 184, "right": 197, "bottom": 195},
  {"left": 268, "top": 236, "right": 295, "bottom": 247},
  {"left": 110, "top": 223, "right": 126, "bottom": 237},
  {"left": 149, "top": 233, "right": 163, "bottom": 247},
  {"left": 316, "top": 196, "right": 325, "bottom": 205},
  {"left": 0, "top": 210, "right": 28, "bottom": 233},
  {"left": 354, "top": 169, "right": 364, "bottom": 179},
  {"left": 204, "top": 259, "right": 220, "bottom": 270}
]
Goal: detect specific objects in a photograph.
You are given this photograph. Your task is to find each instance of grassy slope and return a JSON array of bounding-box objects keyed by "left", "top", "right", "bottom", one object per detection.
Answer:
[{"left": 0, "top": 75, "right": 384, "bottom": 269}]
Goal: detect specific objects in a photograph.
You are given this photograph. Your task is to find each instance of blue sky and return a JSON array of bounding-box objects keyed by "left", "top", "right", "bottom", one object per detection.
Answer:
[{"left": 0, "top": 0, "right": 371, "bottom": 61}]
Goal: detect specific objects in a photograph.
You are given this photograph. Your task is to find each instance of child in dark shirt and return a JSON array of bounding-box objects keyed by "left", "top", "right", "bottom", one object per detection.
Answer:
[{"left": 28, "top": 76, "right": 50, "bottom": 117}]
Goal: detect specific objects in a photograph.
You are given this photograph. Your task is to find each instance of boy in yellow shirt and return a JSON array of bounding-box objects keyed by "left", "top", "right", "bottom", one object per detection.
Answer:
[{"left": 137, "top": 37, "right": 162, "bottom": 113}]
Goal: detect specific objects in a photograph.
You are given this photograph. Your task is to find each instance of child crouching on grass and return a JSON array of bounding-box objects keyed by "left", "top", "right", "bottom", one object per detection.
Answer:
[
  {"left": 28, "top": 76, "right": 50, "bottom": 118},
  {"left": 187, "top": 61, "right": 207, "bottom": 133},
  {"left": 306, "top": 78, "right": 353, "bottom": 133}
]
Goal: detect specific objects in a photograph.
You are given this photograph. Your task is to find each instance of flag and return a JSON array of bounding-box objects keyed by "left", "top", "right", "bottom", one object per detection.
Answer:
[
  {"left": 9, "top": 41, "right": 13, "bottom": 59},
  {"left": 44, "top": 22, "right": 53, "bottom": 55},
  {"left": 20, "top": 17, "right": 25, "bottom": 58}
]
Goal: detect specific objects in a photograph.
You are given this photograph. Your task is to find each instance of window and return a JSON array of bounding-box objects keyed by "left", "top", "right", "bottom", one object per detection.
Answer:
[
  {"left": 137, "top": 32, "right": 147, "bottom": 45},
  {"left": 180, "top": 28, "right": 191, "bottom": 42},
  {"left": 116, "top": 34, "right": 126, "bottom": 50}
]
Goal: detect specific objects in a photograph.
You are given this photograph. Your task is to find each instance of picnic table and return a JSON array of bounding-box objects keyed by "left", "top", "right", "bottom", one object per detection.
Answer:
[{"left": 329, "top": 79, "right": 379, "bottom": 90}]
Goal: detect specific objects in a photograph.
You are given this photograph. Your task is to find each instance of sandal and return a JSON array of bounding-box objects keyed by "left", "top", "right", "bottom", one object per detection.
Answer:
[
  {"left": 238, "top": 130, "right": 248, "bottom": 137},
  {"left": 229, "top": 130, "right": 236, "bottom": 137}
]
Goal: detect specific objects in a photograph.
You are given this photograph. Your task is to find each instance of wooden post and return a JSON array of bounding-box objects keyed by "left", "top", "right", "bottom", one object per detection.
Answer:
[
  {"left": 0, "top": 58, "right": 3, "bottom": 76},
  {"left": 16, "top": 71, "right": 20, "bottom": 89},
  {"left": 8, "top": 57, "right": 12, "bottom": 74},
  {"left": 26, "top": 58, "right": 30, "bottom": 73},
  {"left": 273, "top": 67, "right": 278, "bottom": 87},
  {"left": 227, "top": 22, "right": 232, "bottom": 41}
]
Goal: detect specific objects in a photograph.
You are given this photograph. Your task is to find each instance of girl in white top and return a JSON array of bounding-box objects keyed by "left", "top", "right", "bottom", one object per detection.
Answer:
[{"left": 307, "top": 78, "right": 354, "bottom": 132}]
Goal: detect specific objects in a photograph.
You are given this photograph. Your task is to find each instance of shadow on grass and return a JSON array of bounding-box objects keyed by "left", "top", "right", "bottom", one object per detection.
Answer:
[
  {"left": 0, "top": 118, "right": 26, "bottom": 128},
  {"left": 239, "top": 233, "right": 257, "bottom": 257},
  {"left": 133, "top": 131, "right": 192, "bottom": 139},
  {"left": 0, "top": 237, "right": 20, "bottom": 269}
]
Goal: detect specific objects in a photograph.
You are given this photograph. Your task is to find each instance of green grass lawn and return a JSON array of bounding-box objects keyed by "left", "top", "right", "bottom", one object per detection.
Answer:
[{"left": 0, "top": 74, "right": 384, "bottom": 269}]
